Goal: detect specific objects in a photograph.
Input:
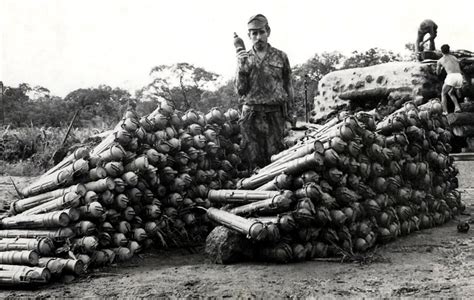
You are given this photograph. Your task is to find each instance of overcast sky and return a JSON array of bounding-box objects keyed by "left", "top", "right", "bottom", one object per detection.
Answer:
[{"left": 1, "top": 0, "right": 474, "bottom": 97}]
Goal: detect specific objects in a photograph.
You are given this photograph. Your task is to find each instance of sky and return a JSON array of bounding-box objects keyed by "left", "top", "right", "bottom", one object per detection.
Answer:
[{"left": 1, "top": 0, "right": 474, "bottom": 97}]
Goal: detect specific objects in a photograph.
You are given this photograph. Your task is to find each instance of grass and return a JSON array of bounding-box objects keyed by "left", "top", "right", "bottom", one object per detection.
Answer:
[{"left": 0, "top": 126, "right": 99, "bottom": 176}]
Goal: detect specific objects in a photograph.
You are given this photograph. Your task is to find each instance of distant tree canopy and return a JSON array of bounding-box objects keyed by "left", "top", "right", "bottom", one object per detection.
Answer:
[
  {"left": 1, "top": 47, "right": 413, "bottom": 128},
  {"left": 341, "top": 48, "right": 403, "bottom": 69},
  {"left": 64, "top": 85, "right": 131, "bottom": 128},
  {"left": 292, "top": 51, "right": 345, "bottom": 119},
  {"left": 1, "top": 83, "right": 130, "bottom": 128},
  {"left": 146, "top": 63, "right": 221, "bottom": 112}
]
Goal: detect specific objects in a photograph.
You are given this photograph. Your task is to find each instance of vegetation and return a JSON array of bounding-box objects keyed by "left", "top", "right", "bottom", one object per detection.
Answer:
[
  {"left": 0, "top": 47, "right": 415, "bottom": 175},
  {"left": 0, "top": 126, "right": 96, "bottom": 176}
]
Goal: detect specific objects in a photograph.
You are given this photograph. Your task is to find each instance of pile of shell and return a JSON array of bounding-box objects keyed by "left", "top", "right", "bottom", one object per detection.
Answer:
[
  {"left": 206, "top": 99, "right": 465, "bottom": 263},
  {"left": 0, "top": 101, "right": 246, "bottom": 287}
]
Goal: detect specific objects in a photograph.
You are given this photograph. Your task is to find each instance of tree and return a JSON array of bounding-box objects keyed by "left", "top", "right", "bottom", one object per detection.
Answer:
[
  {"left": 1, "top": 83, "right": 31, "bottom": 127},
  {"left": 292, "top": 51, "right": 345, "bottom": 119},
  {"left": 28, "top": 85, "right": 51, "bottom": 101},
  {"left": 64, "top": 85, "right": 131, "bottom": 127},
  {"left": 202, "top": 79, "right": 240, "bottom": 112},
  {"left": 342, "top": 48, "right": 402, "bottom": 69},
  {"left": 147, "top": 63, "right": 220, "bottom": 111},
  {"left": 404, "top": 42, "right": 417, "bottom": 61}
]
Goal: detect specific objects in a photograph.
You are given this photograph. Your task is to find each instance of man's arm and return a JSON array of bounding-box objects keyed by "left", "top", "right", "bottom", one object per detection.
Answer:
[
  {"left": 436, "top": 60, "right": 443, "bottom": 76},
  {"left": 282, "top": 54, "right": 296, "bottom": 125},
  {"left": 282, "top": 55, "right": 294, "bottom": 108},
  {"left": 235, "top": 51, "right": 250, "bottom": 97},
  {"left": 235, "top": 51, "right": 250, "bottom": 96}
]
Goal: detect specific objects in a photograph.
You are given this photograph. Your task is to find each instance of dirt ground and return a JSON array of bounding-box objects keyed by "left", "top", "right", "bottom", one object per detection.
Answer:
[{"left": 0, "top": 162, "right": 473, "bottom": 298}]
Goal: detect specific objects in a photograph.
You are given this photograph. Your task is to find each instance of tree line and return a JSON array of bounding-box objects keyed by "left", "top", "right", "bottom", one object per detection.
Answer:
[{"left": 0, "top": 46, "right": 414, "bottom": 129}]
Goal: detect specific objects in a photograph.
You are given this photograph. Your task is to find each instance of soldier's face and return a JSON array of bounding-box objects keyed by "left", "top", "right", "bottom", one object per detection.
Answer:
[{"left": 248, "top": 28, "right": 269, "bottom": 51}]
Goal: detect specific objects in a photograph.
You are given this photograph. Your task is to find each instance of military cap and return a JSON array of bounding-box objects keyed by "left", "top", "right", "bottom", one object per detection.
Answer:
[{"left": 248, "top": 14, "right": 268, "bottom": 30}]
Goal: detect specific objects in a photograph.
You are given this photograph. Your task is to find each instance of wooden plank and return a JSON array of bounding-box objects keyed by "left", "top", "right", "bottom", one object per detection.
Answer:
[{"left": 450, "top": 152, "right": 474, "bottom": 161}]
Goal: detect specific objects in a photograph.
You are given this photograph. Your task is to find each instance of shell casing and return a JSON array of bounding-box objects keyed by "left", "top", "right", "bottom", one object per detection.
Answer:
[
  {"left": 42, "top": 147, "right": 90, "bottom": 177},
  {"left": 124, "top": 156, "right": 149, "bottom": 172},
  {"left": 0, "top": 228, "right": 75, "bottom": 242},
  {"left": 37, "top": 257, "right": 64, "bottom": 274},
  {"left": 20, "top": 192, "right": 81, "bottom": 215},
  {"left": 208, "top": 189, "right": 281, "bottom": 204},
  {"left": 20, "top": 169, "right": 74, "bottom": 198},
  {"left": 229, "top": 195, "right": 293, "bottom": 216},
  {"left": 0, "top": 265, "right": 51, "bottom": 285},
  {"left": 1, "top": 211, "right": 70, "bottom": 229},
  {"left": 84, "top": 177, "right": 116, "bottom": 193},
  {"left": 113, "top": 247, "right": 132, "bottom": 262},
  {"left": 237, "top": 152, "right": 324, "bottom": 190},
  {"left": 0, "top": 237, "right": 55, "bottom": 256},
  {"left": 10, "top": 184, "right": 86, "bottom": 215},
  {"left": 54, "top": 258, "right": 85, "bottom": 275},
  {"left": 206, "top": 208, "right": 269, "bottom": 241},
  {"left": 61, "top": 208, "right": 81, "bottom": 222},
  {"left": 88, "top": 166, "right": 107, "bottom": 181},
  {"left": 74, "top": 221, "right": 97, "bottom": 236},
  {"left": 22, "top": 159, "right": 88, "bottom": 198},
  {"left": 72, "top": 236, "right": 99, "bottom": 254},
  {"left": 78, "top": 202, "right": 105, "bottom": 219},
  {"left": 96, "top": 144, "right": 126, "bottom": 163},
  {"left": 0, "top": 250, "right": 39, "bottom": 266}
]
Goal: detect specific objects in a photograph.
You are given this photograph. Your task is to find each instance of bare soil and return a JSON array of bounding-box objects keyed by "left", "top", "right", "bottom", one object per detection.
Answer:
[{"left": 0, "top": 162, "right": 473, "bottom": 298}]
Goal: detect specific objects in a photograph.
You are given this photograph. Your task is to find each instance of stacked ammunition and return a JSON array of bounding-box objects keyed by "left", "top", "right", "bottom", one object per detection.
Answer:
[
  {"left": 1, "top": 101, "right": 245, "bottom": 286},
  {"left": 206, "top": 99, "right": 465, "bottom": 263},
  {"left": 0, "top": 97, "right": 466, "bottom": 285}
]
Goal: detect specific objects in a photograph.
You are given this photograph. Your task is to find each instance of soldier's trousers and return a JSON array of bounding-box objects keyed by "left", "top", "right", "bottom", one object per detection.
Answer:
[{"left": 239, "top": 104, "right": 286, "bottom": 171}]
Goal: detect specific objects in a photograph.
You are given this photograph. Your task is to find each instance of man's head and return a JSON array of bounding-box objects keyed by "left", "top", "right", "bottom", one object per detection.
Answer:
[
  {"left": 247, "top": 14, "right": 270, "bottom": 51},
  {"left": 441, "top": 44, "right": 450, "bottom": 54}
]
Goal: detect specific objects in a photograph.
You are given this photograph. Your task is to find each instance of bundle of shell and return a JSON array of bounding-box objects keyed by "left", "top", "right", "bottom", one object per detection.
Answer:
[
  {"left": 447, "top": 104, "right": 474, "bottom": 152},
  {"left": 205, "top": 98, "right": 465, "bottom": 263},
  {"left": 0, "top": 101, "right": 246, "bottom": 287},
  {"left": 454, "top": 49, "right": 474, "bottom": 89}
]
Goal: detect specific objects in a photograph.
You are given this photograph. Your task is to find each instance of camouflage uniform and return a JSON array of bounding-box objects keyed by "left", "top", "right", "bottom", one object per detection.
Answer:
[{"left": 235, "top": 44, "right": 294, "bottom": 170}]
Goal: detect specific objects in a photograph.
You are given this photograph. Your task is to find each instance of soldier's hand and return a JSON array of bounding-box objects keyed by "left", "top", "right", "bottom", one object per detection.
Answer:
[
  {"left": 237, "top": 50, "right": 249, "bottom": 60},
  {"left": 237, "top": 50, "right": 249, "bottom": 72}
]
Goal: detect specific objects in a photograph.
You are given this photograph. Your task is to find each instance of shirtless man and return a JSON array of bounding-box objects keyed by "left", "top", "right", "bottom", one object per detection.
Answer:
[{"left": 437, "top": 44, "right": 463, "bottom": 113}]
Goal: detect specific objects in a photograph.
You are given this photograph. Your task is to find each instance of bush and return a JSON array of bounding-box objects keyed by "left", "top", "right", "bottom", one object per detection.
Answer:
[{"left": 0, "top": 126, "right": 98, "bottom": 176}]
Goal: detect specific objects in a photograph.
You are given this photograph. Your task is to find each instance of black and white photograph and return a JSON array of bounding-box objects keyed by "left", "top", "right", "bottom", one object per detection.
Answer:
[{"left": 0, "top": 0, "right": 473, "bottom": 297}]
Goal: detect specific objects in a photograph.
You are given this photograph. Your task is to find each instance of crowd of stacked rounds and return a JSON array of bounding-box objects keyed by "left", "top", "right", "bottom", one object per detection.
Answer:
[
  {"left": 0, "top": 103, "right": 247, "bottom": 286},
  {"left": 205, "top": 99, "right": 465, "bottom": 263},
  {"left": 0, "top": 98, "right": 466, "bottom": 286}
]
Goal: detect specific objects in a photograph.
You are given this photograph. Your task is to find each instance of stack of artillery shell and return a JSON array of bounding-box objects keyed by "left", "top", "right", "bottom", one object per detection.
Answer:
[
  {"left": 206, "top": 99, "right": 465, "bottom": 263},
  {"left": 1, "top": 101, "right": 246, "bottom": 286}
]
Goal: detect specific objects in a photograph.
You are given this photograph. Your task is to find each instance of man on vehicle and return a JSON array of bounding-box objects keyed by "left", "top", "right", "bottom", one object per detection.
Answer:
[
  {"left": 235, "top": 14, "right": 295, "bottom": 170},
  {"left": 416, "top": 19, "right": 438, "bottom": 54},
  {"left": 437, "top": 44, "right": 463, "bottom": 114}
]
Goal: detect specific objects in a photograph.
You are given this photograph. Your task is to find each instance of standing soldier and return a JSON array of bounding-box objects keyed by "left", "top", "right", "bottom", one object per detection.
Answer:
[{"left": 235, "top": 14, "right": 295, "bottom": 171}]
